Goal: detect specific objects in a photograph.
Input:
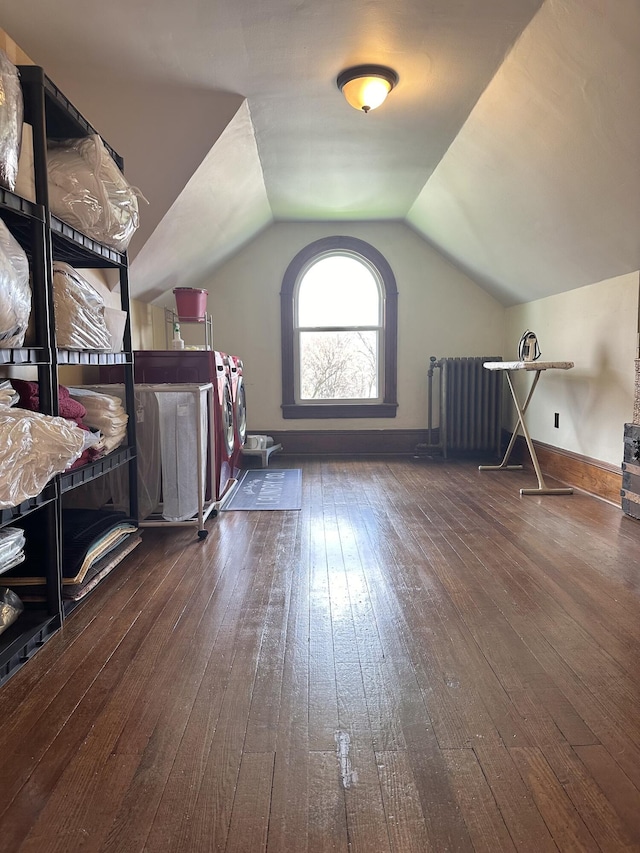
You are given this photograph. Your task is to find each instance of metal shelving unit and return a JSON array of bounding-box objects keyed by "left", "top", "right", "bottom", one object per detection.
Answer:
[
  {"left": 59, "top": 446, "right": 136, "bottom": 493},
  {"left": 0, "top": 484, "right": 57, "bottom": 527},
  {"left": 0, "top": 180, "right": 59, "bottom": 684},
  {"left": 164, "top": 307, "right": 213, "bottom": 351},
  {"left": 0, "top": 66, "right": 140, "bottom": 686},
  {"left": 0, "top": 611, "right": 61, "bottom": 684}
]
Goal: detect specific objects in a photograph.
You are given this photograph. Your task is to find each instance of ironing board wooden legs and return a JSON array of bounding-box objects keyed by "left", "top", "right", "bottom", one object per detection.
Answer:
[{"left": 479, "top": 369, "right": 573, "bottom": 496}]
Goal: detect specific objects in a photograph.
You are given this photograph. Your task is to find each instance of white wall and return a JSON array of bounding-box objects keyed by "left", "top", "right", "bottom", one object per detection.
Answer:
[
  {"left": 505, "top": 272, "right": 640, "bottom": 466},
  {"left": 195, "top": 221, "right": 506, "bottom": 431}
]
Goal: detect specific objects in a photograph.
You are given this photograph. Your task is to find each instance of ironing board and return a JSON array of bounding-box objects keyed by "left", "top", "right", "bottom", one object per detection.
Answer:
[{"left": 479, "top": 361, "right": 574, "bottom": 496}]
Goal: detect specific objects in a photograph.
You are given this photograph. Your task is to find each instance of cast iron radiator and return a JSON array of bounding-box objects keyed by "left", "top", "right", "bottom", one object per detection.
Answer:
[{"left": 417, "top": 356, "right": 503, "bottom": 459}]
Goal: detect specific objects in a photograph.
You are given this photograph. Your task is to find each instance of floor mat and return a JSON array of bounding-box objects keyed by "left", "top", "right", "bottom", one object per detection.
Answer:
[{"left": 223, "top": 469, "right": 302, "bottom": 511}]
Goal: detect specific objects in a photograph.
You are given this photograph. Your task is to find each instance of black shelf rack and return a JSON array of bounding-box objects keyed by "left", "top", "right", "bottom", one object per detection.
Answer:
[
  {"left": 59, "top": 446, "right": 135, "bottom": 493},
  {"left": 34, "top": 70, "right": 122, "bottom": 167},
  {"left": 56, "top": 350, "right": 130, "bottom": 366},
  {"left": 0, "top": 64, "right": 139, "bottom": 686},
  {"left": 0, "top": 188, "right": 52, "bottom": 374},
  {"left": 0, "top": 611, "right": 61, "bottom": 684},
  {"left": 18, "top": 62, "right": 138, "bottom": 517},
  {"left": 0, "top": 186, "right": 43, "bottom": 221},
  {"left": 0, "top": 484, "right": 57, "bottom": 527},
  {"left": 0, "top": 348, "right": 48, "bottom": 366},
  {"left": 50, "top": 216, "right": 127, "bottom": 268}
]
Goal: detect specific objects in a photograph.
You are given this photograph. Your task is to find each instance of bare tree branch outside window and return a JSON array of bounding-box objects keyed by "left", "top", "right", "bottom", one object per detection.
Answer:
[{"left": 300, "top": 331, "right": 378, "bottom": 399}]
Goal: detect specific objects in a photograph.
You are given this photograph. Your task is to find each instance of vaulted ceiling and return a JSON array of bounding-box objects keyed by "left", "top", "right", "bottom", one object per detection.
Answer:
[{"left": 3, "top": 0, "right": 639, "bottom": 305}]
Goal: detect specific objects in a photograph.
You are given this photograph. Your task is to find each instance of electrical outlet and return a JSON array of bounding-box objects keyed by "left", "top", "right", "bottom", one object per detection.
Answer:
[{"left": 554, "top": 412, "right": 560, "bottom": 428}]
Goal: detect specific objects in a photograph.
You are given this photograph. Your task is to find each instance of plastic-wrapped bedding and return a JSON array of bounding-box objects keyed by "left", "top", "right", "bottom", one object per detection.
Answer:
[
  {"left": 0, "top": 407, "right": 85, "bottom": 508},
  {"left": 0, "top": 527, "right": 25, "bottom": 574},
  {"left": 0, "top": 219, "right": 31, "bottom": 348},
  {"left": 53, "top": 262, "right": 112, "bottom": 351},
  {"left": 0, "top": 380, "right": 18, "bottom": 407},
  {"left": 69, "top": 384, "right": 161, "bottom": 520},
  {"left": 0, "top": 50, "right": 23, "bottom": 192},
  {"left": 0, "top": 588, "right": 23, "bottom": 636},
  {"left": 47, "top": 134, "right": 145, "bottom": 252}
]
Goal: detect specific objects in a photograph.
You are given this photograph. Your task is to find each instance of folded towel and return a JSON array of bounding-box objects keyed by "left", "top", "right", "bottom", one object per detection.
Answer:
[{"left": 11, "top": 380, "right": 87, "bottom": 422}]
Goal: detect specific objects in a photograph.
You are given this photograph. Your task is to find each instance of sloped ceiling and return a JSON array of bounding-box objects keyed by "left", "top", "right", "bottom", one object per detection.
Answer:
[
  {"left": 2, "top": 0, "right": 638, "bottom": 306},
  {"left": 408, "top": 0, "right": 640, "bottom": 305},
  {"left": 131, "top": 101, "right": 272, "bottom": 303},
  {"left": 46, "top": 75, "right": 246, "bottom": 265}
]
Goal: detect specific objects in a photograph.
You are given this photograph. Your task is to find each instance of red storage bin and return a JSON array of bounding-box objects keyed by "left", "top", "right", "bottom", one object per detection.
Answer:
[{"left": 173, "top": 287, "right": 208, "bottom": 321}]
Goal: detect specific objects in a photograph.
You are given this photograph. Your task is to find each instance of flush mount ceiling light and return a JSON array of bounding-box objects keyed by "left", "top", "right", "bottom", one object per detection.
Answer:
[{"left": 337, "top": 64, "right": 399, "bottom": 113}]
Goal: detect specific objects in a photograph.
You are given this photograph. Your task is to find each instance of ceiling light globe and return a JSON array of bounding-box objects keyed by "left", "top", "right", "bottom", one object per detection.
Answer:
[
  {"left": 337, "top": 65, "right": 399, "bottom": 113},
  {"left": 343, "top": 77, "right": 390, "bottom": 112}
]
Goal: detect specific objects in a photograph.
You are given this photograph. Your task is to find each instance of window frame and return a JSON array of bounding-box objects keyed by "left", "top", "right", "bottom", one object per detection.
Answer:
[
  {"left": 296, "top": 250, "right": 384, "bottom": 404},
  {"left": 281, "top": 236, "right": 398, "bottom": 419}
]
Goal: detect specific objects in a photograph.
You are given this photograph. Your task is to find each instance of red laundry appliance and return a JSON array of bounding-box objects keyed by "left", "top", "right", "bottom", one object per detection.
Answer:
[
  {"left": 130, "top": 350, "right": 236, "bottom": 501},
  {"left": 212, "top": 351, "right": 236, "bottom": 500},
  {"left": 228, "top": 355, "right": 246, "bottom": 472}
]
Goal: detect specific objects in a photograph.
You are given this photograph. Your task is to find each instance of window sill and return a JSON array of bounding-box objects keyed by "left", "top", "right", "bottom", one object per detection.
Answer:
[{"left": 282, "top": 403, "right": 398, "bottom": 419}]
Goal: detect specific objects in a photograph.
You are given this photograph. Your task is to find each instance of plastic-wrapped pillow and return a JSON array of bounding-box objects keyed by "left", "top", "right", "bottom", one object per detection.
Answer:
[
  {"left": 53, "top": 262, "right": 112, "bottom": 351},
  {"left": 0, "top": 526, "right": 25, "bottom": 574},
  {"left": 0, "top": 588, "right": 23, "bottom": 636},
  {"left": 47, "top": 135, "right": 145, "bottom": 252},
  {"left": 0, "top": 50, "right": 23, "bottom": 192},
  {"left": 0, "top": 219, "right": 31, "bottom": 348},
  {"left": 0, "top": 407, "right": 85, "bottom": 508}
]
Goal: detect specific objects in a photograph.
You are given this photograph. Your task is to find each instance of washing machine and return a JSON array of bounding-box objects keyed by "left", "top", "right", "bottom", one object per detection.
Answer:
[
  {"left": 228, "top": 355, "right": 247, "bottom": 473},
  {"left": 213, "top": 351, "right": 236, "bottom": 500}
]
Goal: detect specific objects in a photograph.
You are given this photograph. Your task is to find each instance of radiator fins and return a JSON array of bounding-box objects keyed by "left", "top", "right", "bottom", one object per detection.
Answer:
[{"left": 418, "top": 356, "right": 503, "bottom": 459}]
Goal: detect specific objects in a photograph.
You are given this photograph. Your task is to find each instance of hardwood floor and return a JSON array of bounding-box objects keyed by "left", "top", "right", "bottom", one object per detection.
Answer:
[{"left": 2, "top": 456, "right": 640, "bottom": 852}]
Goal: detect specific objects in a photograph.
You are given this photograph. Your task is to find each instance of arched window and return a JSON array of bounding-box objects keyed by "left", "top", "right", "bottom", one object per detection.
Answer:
[{"left": 281, "top": 236, "right": 398, "bottom": 418}]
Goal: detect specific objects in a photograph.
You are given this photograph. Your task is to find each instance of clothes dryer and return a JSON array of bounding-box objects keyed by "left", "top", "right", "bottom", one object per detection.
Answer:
[
  {"left": 228, "top": 355, "right": 246, "bottom": 473},
  {"left": 213, "top": 351, "right": 236, "bottom": 500}
]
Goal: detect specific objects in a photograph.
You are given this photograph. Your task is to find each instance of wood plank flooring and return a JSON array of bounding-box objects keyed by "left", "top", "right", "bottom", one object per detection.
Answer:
[{"left": 2, "top": 456, "right": 640, "bottom": 852}]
